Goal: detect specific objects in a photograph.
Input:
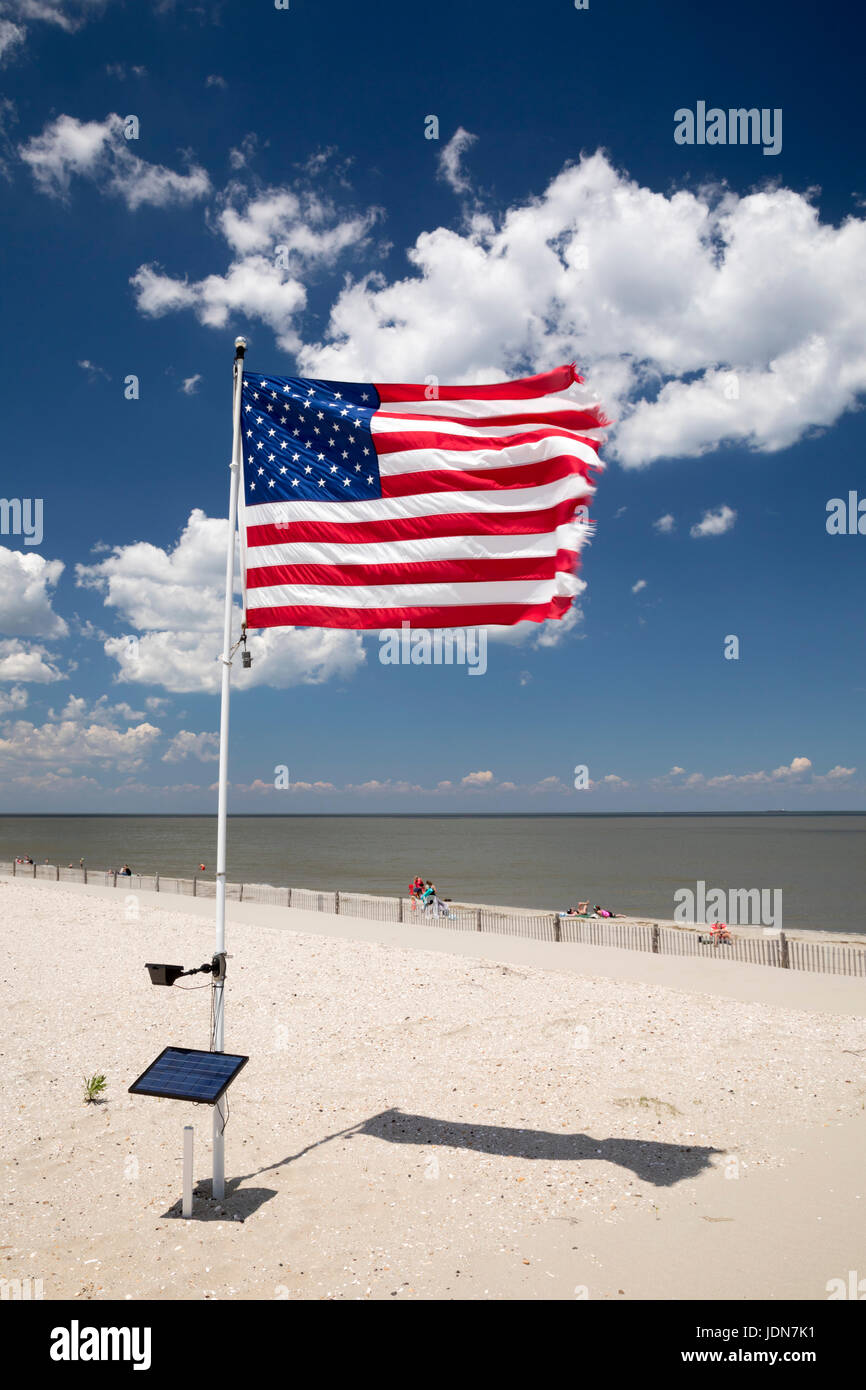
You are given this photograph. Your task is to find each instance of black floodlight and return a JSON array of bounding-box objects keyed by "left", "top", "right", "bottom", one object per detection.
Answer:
[
  {"left": 129, "top": 1046, "right": 249, "bottom": 1104},
  {"left": 241, "top": 650, "right": 252, "bottom": 669},
  {"left": 145, "top": 956, "right": 224, "bottom": 987},
  {"left": 146, "top": 962, "right": 185, "bottom": 987}
]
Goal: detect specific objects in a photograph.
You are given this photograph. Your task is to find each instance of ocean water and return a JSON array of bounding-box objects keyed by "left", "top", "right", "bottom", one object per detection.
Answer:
[{"left": 1, "top": 814, "right": 863, "bottom": 935}]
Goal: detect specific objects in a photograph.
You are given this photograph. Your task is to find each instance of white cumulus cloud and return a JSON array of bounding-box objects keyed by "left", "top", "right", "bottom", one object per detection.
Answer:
[
  {"left": 0, "top": 683, "right": 27, "bottom": 712},
  {"left": 461, "top": 769, "right": 494, "bottom": 787},
  {"left": 131, "top": 186, "right": 379, "bottom": 353},
  {"left": 287, "top": 152, "right": 866, "bottom": 470},
  {"left": 19, "top": 112, "right": 210, "bottom": 208},
  {"left": 76, "top": 508, "right": 365, "bottom": 694},
  {"left": 699, "top": 755, "right": 813, "bottom": 787},
  {"left": 162, "top": 730, "right": 219, "bottom": 763},
  {"left": 690, "top": 505, "right": 737, "bottom": 538},
  {"left": 0, "top": 638, "right": 68, "bottom": 683},
  {"left": 0, "top": 1, "right": 110, "bottom": 63},
  {"left": 0, "top": 18, "right": 25, "bottom": 59},
  {"left": 116, "top": 147, "right": 866, "bottom": 470},
  {"left": 438, "top": 126, "right": 478, "bottom": 195},
  {"left": 0, "top": 548, "right": 68, "bottom": 637},
  {"left": 0, "top": 714, "right": 160, "bottom": 770}
]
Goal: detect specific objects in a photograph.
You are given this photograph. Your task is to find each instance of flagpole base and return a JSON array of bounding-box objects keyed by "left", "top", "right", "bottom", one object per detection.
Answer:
[
  {"left": 213, "top": 1099, "right": 226, "bottom": 1201},
  {"left": 183, "top": 1126, "right": 194, "bottom": 1218}
]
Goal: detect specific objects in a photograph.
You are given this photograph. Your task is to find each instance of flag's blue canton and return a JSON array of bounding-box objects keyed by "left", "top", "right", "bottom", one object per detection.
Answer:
[{"left": 241, "top": 373, "right": 383, "bottom": 503}]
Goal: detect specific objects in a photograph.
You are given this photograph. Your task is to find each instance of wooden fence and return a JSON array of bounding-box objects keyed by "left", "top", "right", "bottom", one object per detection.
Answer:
[{"left": 3, "top": 861, "right": 865, "bottom": 980}]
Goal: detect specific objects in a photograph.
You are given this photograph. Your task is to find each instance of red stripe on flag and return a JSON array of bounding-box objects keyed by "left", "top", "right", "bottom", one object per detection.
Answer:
[
  {"left": 245, "top": 551, "right": 579, "bottom": 590},
  {"left": 379, "top": 457, "right": 594, "bottom": 498},
  {"left": 245, "top": 595, "right": 576, "bottom": 630},
  {"left": 374, "top": 364, "right": 582, "bottom": 402},
  {"left": 373, "top": 425, "right": 603, "bottom": 457},
  {"left": 377, "top": 406, "right": 608, "bottom": 431},
  {"left": 245, "top": 499, "right": 588, "bottom": 549}
]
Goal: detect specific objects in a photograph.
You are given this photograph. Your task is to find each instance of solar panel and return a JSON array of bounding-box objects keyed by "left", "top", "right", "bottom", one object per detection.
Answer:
[{"left": 129, "top": 1047, "right": 248, "bottom": 1104}]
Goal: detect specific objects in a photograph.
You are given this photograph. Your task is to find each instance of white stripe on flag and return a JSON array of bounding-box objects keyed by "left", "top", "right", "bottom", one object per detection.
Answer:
[
  {"left": 247, "top": 574, "right": 584, "bottom": 611},
  {"left": 371, "top": 414, "right": 599, "bottom": 441},
  {"left": 377, "top": 435, "right": 600, "bottom": 476},
  {"left": 247, "top": 522, "right": 589, "bottom": 567},
  {"left": 245, "top": 524, "right": 589, "bottom": 568},
  {"left": 373, "top": 393, "right": 601, "bottom": 420},
  {"left": 244, "top": 472, "right": 592, "bottom": 527}
]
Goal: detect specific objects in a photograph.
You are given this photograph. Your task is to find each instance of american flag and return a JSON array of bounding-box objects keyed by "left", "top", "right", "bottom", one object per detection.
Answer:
[{"left": 238, "top": 364, "right": 605, "bottom": 630}]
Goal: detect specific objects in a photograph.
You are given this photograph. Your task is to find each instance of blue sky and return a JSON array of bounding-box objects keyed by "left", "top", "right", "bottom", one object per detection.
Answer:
[{"left": 0, "top": 0, "right": 863, "bottom": 812}]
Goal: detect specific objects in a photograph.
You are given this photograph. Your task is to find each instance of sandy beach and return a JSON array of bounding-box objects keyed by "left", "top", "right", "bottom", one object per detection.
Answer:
[{"left": 2, "top": 875, "right": 864, "bottom": 1301}]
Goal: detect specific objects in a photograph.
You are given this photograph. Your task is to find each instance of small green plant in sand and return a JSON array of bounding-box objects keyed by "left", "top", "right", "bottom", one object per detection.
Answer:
[
  {"left": 83, "top": 1073, "right": 107, "bottom": 1104},
  {"left": 613, "top": 1095, "right": 681, "bottom": 1117}
]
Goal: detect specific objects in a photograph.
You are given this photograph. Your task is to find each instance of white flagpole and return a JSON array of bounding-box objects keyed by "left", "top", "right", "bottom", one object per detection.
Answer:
[{"left": 212, "top": 334, "right": 247, "bottom": 1201}]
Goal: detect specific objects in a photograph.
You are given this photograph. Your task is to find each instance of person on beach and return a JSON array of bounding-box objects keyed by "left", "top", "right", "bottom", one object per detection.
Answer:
[
  {"left": 710, "top": 921, "right": 732, "bottom": 946},
  {"left": 408, "top": 875, "right": 424, "bottom": 911},
  {"left": 421, "top": 880, "right": 448, "bottom": 919},
  {"left": 119, "top": 864, "right": 132, "bottom": 877},
  {"left": 594, "top": 905, "right": 624, "bottom": 918}
]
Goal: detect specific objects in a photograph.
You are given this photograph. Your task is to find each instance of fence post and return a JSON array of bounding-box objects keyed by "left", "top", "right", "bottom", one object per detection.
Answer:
[
  {"left": 779, "top": 931, "right": 790, "bottom": 969},
  {"left": 239, "top": 883, "right": 244, "bottom": 903},
  {"left": 33, "top": 862, "right": 37, "bottom": 879},
  {"left": 397, "top": 897, "right": 403, "bottom": 923},
  {"left": 287, "top": 887, "right": 292, "bottom": 908},
  {"left": 56, "top": 865, "right": 60, "bottom": 881},
  {"left": 193, "top": 875, "right": 197, "bottom": 897},
  {"left": 155, "top": 872, "right": 159, "bottom": 893},
  {"left": 652, "top": 924, "right": 660, "bottom": 954},
  {"left": 476, "top": 908, "right": 482, "bottom": 932},
  {"left": 552, "top": 914, "right": 561, "bottom": 943},
  {"left": 112, "top": 870, "right": 117, "bottom": 888},
  {"left": 335, "top": 891, "right": 340, "bottom": 915}
]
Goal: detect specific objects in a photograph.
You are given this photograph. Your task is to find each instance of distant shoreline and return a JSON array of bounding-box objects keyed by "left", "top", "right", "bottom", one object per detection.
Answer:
[
  {"left": 6, "top": 868, "right": 866, "bottom": 949},
  {"left": 3, "top": 814, "right": 862, "bottom": 935}
]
